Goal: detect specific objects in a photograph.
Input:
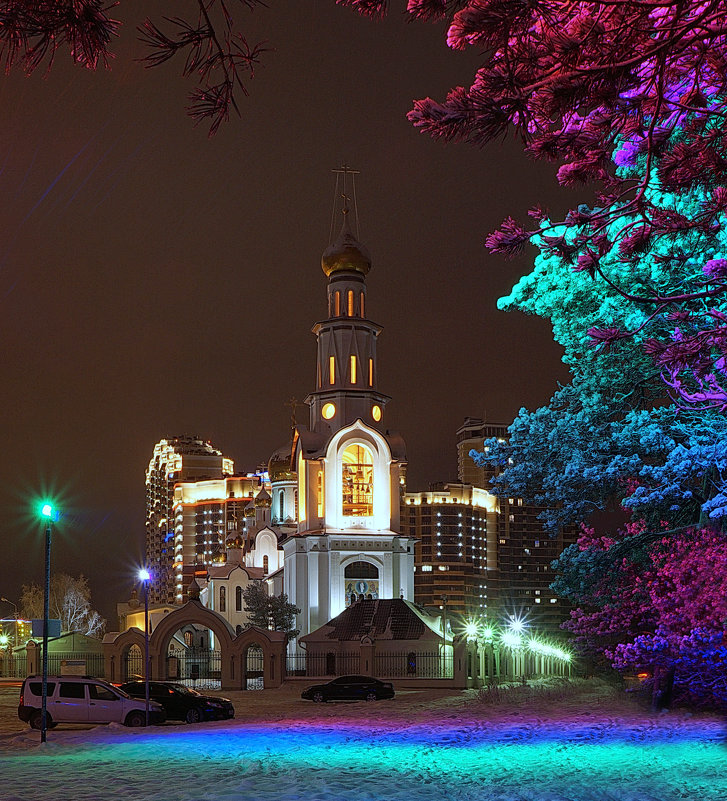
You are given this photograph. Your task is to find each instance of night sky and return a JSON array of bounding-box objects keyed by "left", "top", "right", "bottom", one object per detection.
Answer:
[{"left": 1, "top": 1, "right": 574, "bottom": 624}]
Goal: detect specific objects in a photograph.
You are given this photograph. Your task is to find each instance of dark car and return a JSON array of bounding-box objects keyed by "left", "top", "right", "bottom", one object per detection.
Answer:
[
  {"left": 301, "top": 675, "right": 395, "bottom": 703},
  {"left": 119, "top": 681, "right": 234, "bottom": 723}
]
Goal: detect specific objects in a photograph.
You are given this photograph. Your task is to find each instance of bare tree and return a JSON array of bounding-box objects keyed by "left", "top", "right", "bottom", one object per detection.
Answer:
[{"left": 20, "top": 574, "right": 106, "bottom": 638}]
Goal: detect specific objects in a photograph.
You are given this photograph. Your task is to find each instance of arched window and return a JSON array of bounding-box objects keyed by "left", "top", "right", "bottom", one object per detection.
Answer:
[
  {"left": 184, "top": 631, "right": 193, "bottom": 646},
  {"left": 263, "top": 555, "right": 269, "bottom": 575},
  {"left": 236, "top": 586, "right": 243, "bottom": 612},
  {"left": 335, "top": 291, "right": 341, "bottom": 316},
  {"left": 219, "top": 586, "right": 226, "bottom": 612},
  {"left": 344, "top": 561, "right": 379, "bottom": 578},
  {"left": 342, "top": 444, "right": 374, "bottom": 516},
  {"left": 347, "top": 289, "right": 354, "bottom": 316}
]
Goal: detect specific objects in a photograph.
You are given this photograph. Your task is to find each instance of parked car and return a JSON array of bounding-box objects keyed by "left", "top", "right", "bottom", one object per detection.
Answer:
[
  {"left": 119, "top": 680, "right": 235, "bottom": 723},
  {"left": 19, "top": 675, "right": 166, "bottom": 729},
  {"left": 301, "top": 675, "right": 395, "bottom": 702}
]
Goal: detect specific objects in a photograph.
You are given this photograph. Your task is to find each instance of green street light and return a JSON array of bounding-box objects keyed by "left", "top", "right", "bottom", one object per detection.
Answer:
[{"left": 39, "top": 502, "right": 56, "bottom": 744}]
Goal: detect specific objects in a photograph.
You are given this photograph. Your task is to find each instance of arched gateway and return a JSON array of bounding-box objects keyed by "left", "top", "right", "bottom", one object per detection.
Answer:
[{"left": 104, "top": 599, "right": 285, "bottom": 690}]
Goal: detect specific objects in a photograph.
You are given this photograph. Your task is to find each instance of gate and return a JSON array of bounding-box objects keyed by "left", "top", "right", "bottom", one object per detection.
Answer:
[
  {"left": 167, "top": 646, "right": 222, "bottom": 689},
  {"left": 245, "top": 645, "right": 264, "bottom": 690},
  {"left": 124, "top": 644, "right": 144, "bottom": 680}
]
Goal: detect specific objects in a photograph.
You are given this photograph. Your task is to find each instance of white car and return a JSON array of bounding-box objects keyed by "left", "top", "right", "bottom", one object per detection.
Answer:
[{"left": 19, "top": 675, "right": 166, "bottom": 728}]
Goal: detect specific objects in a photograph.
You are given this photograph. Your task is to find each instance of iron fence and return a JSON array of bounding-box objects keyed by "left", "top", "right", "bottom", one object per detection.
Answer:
[
  {"left": 286, "top": 652, "right": 361, "bottom": 678},
  {"left": 374, "top": 651, "right": 454, "bottom": 679}
]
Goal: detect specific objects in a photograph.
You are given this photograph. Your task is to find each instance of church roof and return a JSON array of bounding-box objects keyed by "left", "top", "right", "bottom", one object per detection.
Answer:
[
  {"left": 300, "top": 599, "right": 443, "bottom": 643},
  {"left": 205, "top": 564, "right": 264, "bottom": 581}
]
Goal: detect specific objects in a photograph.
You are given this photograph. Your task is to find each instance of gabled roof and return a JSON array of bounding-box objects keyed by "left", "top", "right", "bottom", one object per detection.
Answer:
[
  {"left": 205, "top": 564, "right": 264, "bottom": 581},
  {"left": 300, "top": 598, "right": 443, "bottom": 643}
]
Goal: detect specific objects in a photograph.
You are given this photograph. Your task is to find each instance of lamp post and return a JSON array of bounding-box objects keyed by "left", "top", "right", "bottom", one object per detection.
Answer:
[
  {"left": 40, "top": 503, "right": 53, "bottom": 744},
  {"left": 138, "top": 568, "right": 151, "bottom": 727}
]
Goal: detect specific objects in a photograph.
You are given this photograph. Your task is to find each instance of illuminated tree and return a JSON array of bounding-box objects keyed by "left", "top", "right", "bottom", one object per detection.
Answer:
[
  {"left": 339, "top": 0, "right": 727, "bottom": 408},
  {"left": 555, "top": 524, "right": 727, "bottom": 708}
]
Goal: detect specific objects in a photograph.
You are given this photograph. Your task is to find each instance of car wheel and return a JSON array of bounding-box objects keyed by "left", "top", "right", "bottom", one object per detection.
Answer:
[
  {"left": 312, "top": 691, "right": 325, "bottom": 703},
  {"left": 365, "top": 691, "right": 378, "bottom": 702},
  {"left": 185, "top": 707, "right": 202, "bottom": 724},
  {"left": 125, "top": 711, "right": 146, "bottom": 728},
  {"left": 29, "top": 710, "right": 50, "bottom": 730}
]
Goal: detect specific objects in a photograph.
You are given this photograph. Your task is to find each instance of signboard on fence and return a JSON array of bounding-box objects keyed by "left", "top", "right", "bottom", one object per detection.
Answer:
[
  {"left": 31, "top": 619, "right": 61, "bottom": 638},
  {"left": 60, "top": 659, "right": 86, "bottom": 676}
]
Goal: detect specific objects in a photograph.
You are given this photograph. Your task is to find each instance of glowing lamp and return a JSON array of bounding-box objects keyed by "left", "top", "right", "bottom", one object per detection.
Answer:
[
  {"left": 0, "top": 634, "right": 8, "bottom": 647},
  {"left": 463, "top": 621, "right": 480, "bottom": 640},
  {"left": 41, "top": 504, "right": 53, "bottom": 518},
  {"left": 138, "top": 568, "right": 151, "bottom": 582}
]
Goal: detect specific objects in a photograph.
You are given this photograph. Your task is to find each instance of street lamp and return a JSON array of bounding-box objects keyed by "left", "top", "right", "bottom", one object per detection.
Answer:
[
  {"left": 40, "top": 503, "right": 54, "bottom": 744},
  {"left": 0, "top": 597, "right": 18, "bottom": 649},
  {"left": 138, "top": 568, "right": 151, "bottom": 726}
]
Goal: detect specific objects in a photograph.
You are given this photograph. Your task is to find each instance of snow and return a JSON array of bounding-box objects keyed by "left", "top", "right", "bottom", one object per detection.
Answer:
[{"left": 1, "top": 680, "right": 725, "bottom": 801}]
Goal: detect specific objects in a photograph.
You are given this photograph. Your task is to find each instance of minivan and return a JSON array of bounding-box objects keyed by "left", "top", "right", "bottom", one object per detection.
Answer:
[{"left": 19, "top": 675, "right": 166, "bottom": 728}]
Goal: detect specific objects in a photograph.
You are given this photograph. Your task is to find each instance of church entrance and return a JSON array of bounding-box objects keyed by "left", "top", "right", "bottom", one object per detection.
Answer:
[
  {"left": 344, "top": 560, "right": 380, "bottom": 607},
  {"left": 165, "top": 625, "right": 221, "bottom": 689}
]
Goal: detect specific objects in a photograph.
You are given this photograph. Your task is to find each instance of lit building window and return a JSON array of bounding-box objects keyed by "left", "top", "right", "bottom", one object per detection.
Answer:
[
  {"left": 372, "top": 404, "right": 382, "bottom": 422},
  {"left": 347, "top": 289, "right": 354, "bottom": 316},
  {"left": 317, "top": 469, "right": 324, "bottom": 517},
  {"left": 335, "top": 291, "right": 341, "bottom": 316},
  {"left": 329, "top": 356, "right": 335, "bottom": 385},
  {"left": 342, "top": 444, "right": 374, "bottom": 517},
  {"left": 368, "top": 358, "right": 373, "bottom": 387},
  {"left": 360, "top": 292, "right": 365, "bottom": 318},
  {"left": 350, "top": 355, "right": 357, "bottom": 384}
]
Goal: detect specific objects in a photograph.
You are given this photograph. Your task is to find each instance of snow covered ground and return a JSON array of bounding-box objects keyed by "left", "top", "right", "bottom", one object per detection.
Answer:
[{"left": 0, "top": 679, "right": 725, "bottom": 801}]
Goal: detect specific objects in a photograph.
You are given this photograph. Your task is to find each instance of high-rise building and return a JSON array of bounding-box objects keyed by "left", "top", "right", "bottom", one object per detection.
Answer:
[
  {"left": 402, "top": 483, "right": 498, "bottom": 618},
  {"left": 145, "top": 437, "right": 234, "bottom": 604},
  {"left": 455, "top": 417, "right": 577, "bottom": 628}
]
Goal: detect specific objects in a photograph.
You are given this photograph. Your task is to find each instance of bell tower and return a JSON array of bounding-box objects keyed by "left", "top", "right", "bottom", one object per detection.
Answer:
[
  {"left": 284, "top": 169, "right": 416, "bottom": 646},
  {"left": 308, "top": 188, "right": 389, "bottom": 435}
]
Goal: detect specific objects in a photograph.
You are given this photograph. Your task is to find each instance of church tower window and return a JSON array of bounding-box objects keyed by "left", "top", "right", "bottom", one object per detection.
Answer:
[
  {"left": 329, "top": 356, "right": 335, "bottom": 385},
  {"left": 335, "top": 291, "right": 341, "bottom": 317},
  {"left": 317, "top": 469, "right": 324, "bottom": 517},
  {"left": 350, "top": 355, "right": 357, "bottom": 384},
  {"left": 342, "top": 444, "right": 374, "bottom": 517},
  {"left": 368, "top": 358, "right": 373, "bottom": 387},
  {"left": 360, "top": 292, "right": 365, "bottom": 318},
  {"left": 347, "top": 290, "right": 354, "bottom": 316}
]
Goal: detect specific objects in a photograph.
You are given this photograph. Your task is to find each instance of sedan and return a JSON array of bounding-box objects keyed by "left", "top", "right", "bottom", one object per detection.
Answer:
[
  {"left": 301, "top": 675, "right": 395, "bottom": 702},
  {"left": 119, "top": 681, "right": 234, "bottom": 723}
]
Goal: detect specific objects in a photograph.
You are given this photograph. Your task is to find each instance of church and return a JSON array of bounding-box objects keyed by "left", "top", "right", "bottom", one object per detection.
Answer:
[{"left": 142, "top": 187, "right": 418, "bottom": 652}]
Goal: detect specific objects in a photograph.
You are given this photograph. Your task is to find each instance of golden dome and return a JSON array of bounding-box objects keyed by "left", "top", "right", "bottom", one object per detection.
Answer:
[
  {"left": 268, "top": 444, "right": 295, "bottom": 482},
  {"left": 321, "top": 210, "right": 371, "bottom": 277}
]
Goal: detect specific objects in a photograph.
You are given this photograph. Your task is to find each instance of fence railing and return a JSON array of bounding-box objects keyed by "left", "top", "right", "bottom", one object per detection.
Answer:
[
  {"left": 286, "top": 652, "right": 361, "bottom": 678},
  {"left": 375, "top": 651, "right": 454, "bottom": 679},
  {"left": 285, "top": 651, "right": 455, "bottom": 679}
]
